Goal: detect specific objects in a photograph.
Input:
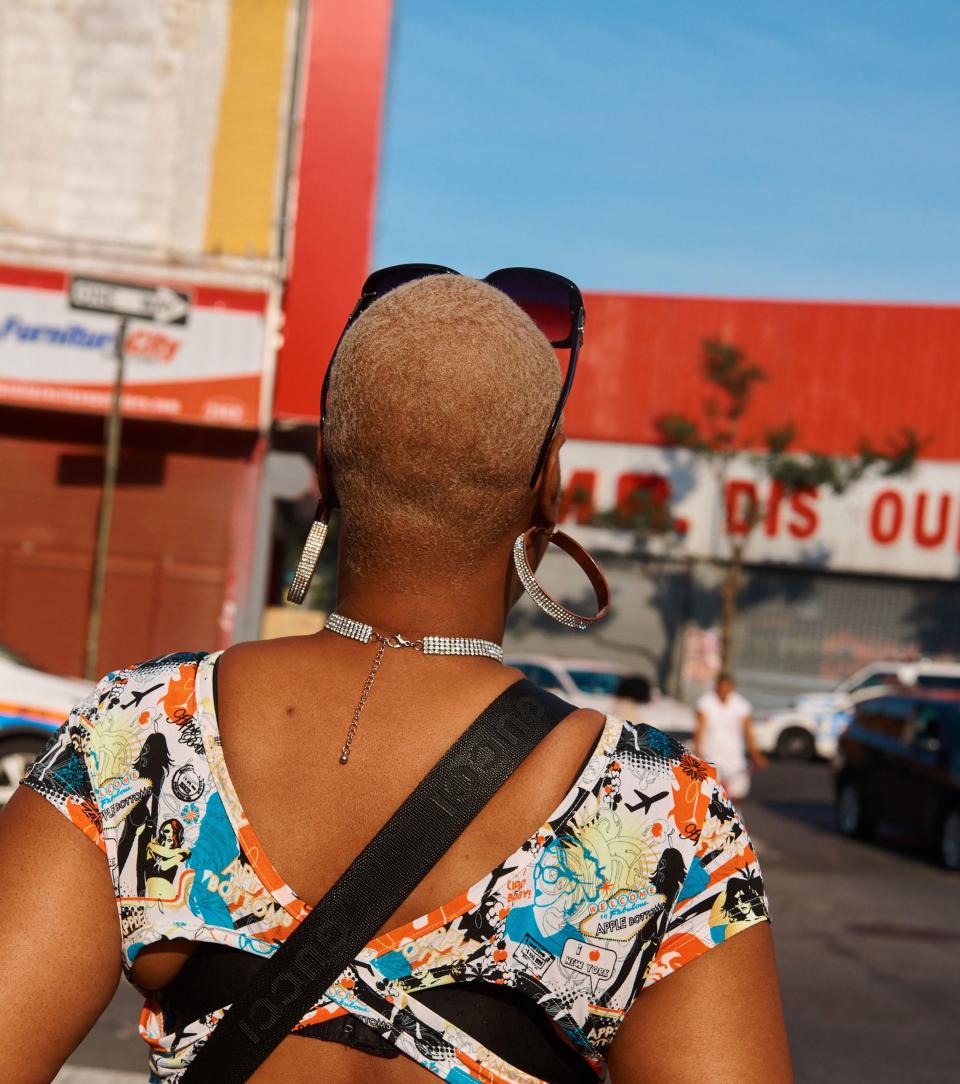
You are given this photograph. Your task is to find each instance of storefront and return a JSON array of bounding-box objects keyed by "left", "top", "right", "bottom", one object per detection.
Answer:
[
  {"left": 504, "top": 293, "right": 960, "bottom": 705},
  {"left": 546, "top": 438, "right": 960, "bottom": 706},
  {"left": 0, "top": 0, "right": 391, "bottom": 677}
]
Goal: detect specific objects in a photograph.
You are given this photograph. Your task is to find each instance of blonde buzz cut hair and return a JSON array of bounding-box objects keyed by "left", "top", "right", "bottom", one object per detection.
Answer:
[{"left": 325, "top": 274, "right": 563, "bottom": 576}]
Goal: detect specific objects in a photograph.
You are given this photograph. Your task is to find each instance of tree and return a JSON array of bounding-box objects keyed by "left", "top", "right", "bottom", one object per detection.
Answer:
[{"left": 645, "top": 338, "right": 923, "bottom": 669}]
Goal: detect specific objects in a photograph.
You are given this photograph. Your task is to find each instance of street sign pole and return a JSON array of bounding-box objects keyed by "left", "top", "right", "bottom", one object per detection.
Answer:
[
  {"left": 69, "top": 275, "right": 191, "bottom": 678},
  {"left": 84, "top": 316, "right": 128, "bottom": 680}
]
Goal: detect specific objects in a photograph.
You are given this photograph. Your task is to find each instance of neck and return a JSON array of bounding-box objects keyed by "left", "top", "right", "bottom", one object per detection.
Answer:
[{"left": 334, "top": 553, "right": 515, "bottom": 646}]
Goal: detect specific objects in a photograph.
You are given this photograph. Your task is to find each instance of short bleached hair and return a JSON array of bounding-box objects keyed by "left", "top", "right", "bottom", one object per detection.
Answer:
[{"left": 325, "top": 274, "right": 562, "bottom": 576}]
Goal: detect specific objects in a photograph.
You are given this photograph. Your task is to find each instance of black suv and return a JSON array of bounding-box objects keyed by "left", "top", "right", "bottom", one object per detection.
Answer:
[{"left": 834, "top": 690, "right": 960, "bottom": 870}]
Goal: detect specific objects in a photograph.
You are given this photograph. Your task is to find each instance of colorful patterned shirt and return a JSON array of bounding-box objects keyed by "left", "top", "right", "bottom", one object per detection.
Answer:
[{"left": 22, "top": 652, "right": 769, "bottom": 1082}]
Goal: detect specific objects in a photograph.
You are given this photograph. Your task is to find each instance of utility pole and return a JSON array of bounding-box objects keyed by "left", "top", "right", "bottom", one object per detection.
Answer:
[
  {"left": 85, "top": 317, "right": 127, "bottom": 680},
  {"left": 68, "top": 276, "right": 190, "bottom": 679}
]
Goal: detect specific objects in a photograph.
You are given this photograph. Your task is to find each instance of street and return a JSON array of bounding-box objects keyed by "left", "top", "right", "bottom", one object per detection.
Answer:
[
  {"left": 743, "top": 759, "right": 956, "bottom": 1084},
  {"left": 58, "top": 759, "right": 957, "bottom": 1083}
]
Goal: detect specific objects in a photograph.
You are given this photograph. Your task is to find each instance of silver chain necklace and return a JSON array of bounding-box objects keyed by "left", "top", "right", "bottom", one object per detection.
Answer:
[{"left": 324, "top": 611, "right": 504, "bottom": 764}]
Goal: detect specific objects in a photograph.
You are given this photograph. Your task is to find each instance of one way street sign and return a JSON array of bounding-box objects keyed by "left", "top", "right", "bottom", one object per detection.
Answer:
[{"left": 68, "top": 276, "right": 191, "bottom": 325}]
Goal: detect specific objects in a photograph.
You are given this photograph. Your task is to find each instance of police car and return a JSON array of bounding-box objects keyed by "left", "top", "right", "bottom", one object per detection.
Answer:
[
  {"left": 753, "top": 660, "right": 960, "bottom": 760},
  {"left": 0, "top": 646, "right": 91, "bottom": 807}
]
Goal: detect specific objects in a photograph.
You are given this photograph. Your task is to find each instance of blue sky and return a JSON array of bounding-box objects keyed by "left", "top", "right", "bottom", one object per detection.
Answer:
[{"left": 373, "top": 1, "right": 959, "bottom": 301}]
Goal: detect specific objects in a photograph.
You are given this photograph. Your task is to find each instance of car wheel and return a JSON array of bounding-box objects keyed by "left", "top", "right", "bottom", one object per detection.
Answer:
[
  {"left": 0, "top": 735, "right": 49, "bottom": 809},
  {"left": 940, "top": 809, "right": 960, "bottom": 872},
  {"left": 776, "top": 726, "right": 816, "bottom": 760},
  {"left": 835, "top": 779, "right": 874, "bottom": 840}
]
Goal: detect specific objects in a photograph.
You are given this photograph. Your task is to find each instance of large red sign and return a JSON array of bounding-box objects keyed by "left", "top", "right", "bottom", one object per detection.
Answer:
[{"left": 564, "top": 293, "right": 960, "bottom": 461}]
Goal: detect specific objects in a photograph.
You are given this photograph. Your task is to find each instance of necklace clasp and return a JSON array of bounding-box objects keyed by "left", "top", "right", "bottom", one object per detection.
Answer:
[{"left": 381, "top": 633, "right": 423, "bottom": 650}]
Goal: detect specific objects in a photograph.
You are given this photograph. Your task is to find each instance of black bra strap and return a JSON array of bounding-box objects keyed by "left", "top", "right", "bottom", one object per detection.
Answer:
[{"left": 181, "top": 678, "right": 575, "bottom": 1083}]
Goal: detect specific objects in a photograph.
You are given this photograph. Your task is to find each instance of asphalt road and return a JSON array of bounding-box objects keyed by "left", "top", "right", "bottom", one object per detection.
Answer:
[
  {"left": 743, "top": 759, "right": 957, "bottom": 1084},
  {"left": 56, "top": 759, "right": 957, "bottom": 1083}
]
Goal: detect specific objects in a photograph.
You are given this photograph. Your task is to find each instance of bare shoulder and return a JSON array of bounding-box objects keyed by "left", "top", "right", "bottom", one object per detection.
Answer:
[
  {"left": 550, "top": 705, "right": 609, "bottom": 760},
  {"left": 557, "top": 705, "right": 609, "bottom": 742},
  {"left": 217, "top": 633, "right": 325, "bottom": 686},
  {"left": 608, "top": 923, "right": 793, "bottom": 1083},
  {"left": 219, "top": 633, "right": 319, "bottom": 666}
]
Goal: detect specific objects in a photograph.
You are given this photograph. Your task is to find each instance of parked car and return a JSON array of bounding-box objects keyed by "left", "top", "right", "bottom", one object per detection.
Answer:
[
  {"left": 0, "top": 646, "right": 91, "bottom": 807},
  {"left": 753, "top": 659, "right": 960, "bottom": 760},
  {"left": 505, "top": 655, "right": 695, "bottom": 735},
  {"left": 506, "top": 655, "right": 626, "bottom": 710},
  {"left": 833, "top": 689, "right": 960, "bottom": 870}
]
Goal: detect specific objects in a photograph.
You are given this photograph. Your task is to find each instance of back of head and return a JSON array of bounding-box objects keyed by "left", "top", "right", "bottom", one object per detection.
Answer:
[
  {"left": 617, "top": 675, "right": 652, "bottom": 704},
  {"left": 325, "top": 275, "right": 562, "bottom": 578}
]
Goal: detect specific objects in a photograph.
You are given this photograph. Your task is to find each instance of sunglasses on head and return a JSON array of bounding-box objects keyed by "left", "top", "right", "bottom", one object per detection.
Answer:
[{"left": 320, "top": 263, "right": 585, "bottom": 487}]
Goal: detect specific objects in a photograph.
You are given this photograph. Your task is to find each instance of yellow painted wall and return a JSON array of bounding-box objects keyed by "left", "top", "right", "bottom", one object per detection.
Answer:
[{"left": 205, "top": 0, "right": 295, "bottom": 258}]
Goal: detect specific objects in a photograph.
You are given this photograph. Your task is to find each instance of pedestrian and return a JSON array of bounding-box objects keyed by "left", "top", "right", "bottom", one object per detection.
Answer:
[
  {"left": 0, "top": 273, "right": 791, "bottom": 1084},
  {"left": 695, "top": 671, "right": 768, "bottom": 800}
]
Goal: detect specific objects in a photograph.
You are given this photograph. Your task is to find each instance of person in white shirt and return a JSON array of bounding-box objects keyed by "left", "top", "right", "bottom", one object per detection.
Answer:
[{"left": 694, "top": 672, "right": 767, "bottom": 800}]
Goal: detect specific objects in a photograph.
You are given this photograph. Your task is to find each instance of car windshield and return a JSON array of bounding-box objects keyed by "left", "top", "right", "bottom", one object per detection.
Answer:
[
  {"left": 846, "top": 671, "right": 895, "bottom": 694},
  {"left": 512, "top": 663, "right": 563, "bottom": 691},
  {"left": 568, "top": 670, "right": 622, "bottom": 696}
]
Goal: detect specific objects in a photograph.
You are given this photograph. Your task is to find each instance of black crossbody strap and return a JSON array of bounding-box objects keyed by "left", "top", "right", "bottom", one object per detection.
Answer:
[{"left": 182, "top": 678, "right": 575, "bottom": 1083}]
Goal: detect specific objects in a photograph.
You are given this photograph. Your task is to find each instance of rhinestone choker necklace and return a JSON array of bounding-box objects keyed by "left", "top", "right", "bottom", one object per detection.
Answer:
[{"left": 324, "top": 611, "right": 504, "bottom": 764}]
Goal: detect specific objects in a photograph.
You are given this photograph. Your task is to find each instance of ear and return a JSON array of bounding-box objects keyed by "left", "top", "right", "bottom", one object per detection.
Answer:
[
  {"left": 315, "top": 429, "right": 340, "bottom": 511},
  {"left": 531, "top": 430, "right": 565, "bottom": 530}
]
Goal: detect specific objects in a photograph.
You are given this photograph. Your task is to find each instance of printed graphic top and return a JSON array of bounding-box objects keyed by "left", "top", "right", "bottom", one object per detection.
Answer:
[{"left": 23, "top": 652, "right": 770, "bottom": 1083}]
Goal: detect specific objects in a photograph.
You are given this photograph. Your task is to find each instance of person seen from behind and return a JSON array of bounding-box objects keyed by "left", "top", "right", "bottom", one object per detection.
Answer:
[
  {"left": 694, "top": 671, "right": 768, "bottom": 800},
  {"left": 0, "top": 273, "right": 790, "bottom": 1083},
  {"left": 609, "top": 674, "right": 652, "bottom": 718}
]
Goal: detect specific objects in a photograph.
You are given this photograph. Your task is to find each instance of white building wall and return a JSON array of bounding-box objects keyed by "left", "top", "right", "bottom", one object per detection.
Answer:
[
  {"left": 0, "top": 0, "right": 229, "bottom": 256},
  {"left": 561, "top": 439, "right": 960, "bottom": 581}
]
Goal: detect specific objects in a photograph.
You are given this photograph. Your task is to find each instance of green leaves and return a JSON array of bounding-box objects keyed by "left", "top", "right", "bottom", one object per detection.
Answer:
[
  {"left": 656, "top": 338, "right": 922, "bottom": 497},
  {"left": 767, "top": 428, "right": 925, "bottom": 496},
  {"left": 656, "top": 339, "right": 767, "bottom": 457},
  {"left": 702, "top": 338, "right": 765, "bottom": 419},
  {"left": 764, "top": 423, "right": 797, "bottom": 456},
  {"left": 656, "top": 414, "right": 708, "bottom": 451},
  {"left": 859, "top": 427, "right": 925, "bottom": 477}
]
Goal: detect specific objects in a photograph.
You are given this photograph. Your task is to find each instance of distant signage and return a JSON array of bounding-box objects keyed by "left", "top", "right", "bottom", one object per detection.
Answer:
[
  {"left": 563, "top": 440, "right": 960, "bottom": 581},
  {"left": 0, "top": 266, "right": 268, "bottom": 428},
  {"left": 68, "top": 276, "right": 190, "bottom": 325}
]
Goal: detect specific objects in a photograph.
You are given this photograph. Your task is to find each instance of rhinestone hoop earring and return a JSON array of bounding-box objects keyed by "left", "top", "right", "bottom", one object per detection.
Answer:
[
  {"left": 286, "top": 503, "right": 330, "bottom": 605},
  {"left": 512, "top": 527, "right": 610, "bottom": 629}
]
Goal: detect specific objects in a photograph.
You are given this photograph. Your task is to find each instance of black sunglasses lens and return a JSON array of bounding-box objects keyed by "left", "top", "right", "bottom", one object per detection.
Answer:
[
  {"left": 364, "top": 264, "right": 454, "bottom": 299},
  {"left": 485, "top": 269, "right": 575, "bottom": 346}
]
